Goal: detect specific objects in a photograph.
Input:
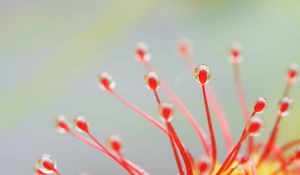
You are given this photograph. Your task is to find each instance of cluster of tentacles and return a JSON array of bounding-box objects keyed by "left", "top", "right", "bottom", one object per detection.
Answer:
[{"left": 34, "top": 39, "right": 300, "bottom": 175}]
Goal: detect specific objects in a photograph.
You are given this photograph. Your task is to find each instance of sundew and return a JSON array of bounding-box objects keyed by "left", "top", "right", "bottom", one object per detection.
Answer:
[{"left": 35, "top": 39, "right": 299, "bottom": 175}]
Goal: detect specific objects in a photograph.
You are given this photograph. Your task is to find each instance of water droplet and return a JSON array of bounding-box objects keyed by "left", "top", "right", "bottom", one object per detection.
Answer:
[
  {"left": 194, "top": 64, "right": 212, "bottom": 85},
  {"left": 98, "top": 72, "right": 116, "bottom": 91},
  {"left": 228, "top": 43, "right": 243, "bottom": 64},
  {"left": 159, "top": 102, "right": 173, "bottom": 122},
  {"left": 197, "top": 156, "right": 211, "bottom": 173},
  {"left": 178, "top": 38, "right": 192, "bottom": 57},
  {"left": 55, "top": 115, "right": 69, "bottom": 134},
  {"left": 144, "top": 72, "right": 160, "bottom": 91},
  {"left": 278, "top": 97, "right": 292, "bottom": 117},
  {"left": 248, "top": 117, "right": 264, "bottom": 137},
  {"left": 135, "top": 42, "right": 151, "bottom": 63},
  {"left": 74, "top": 116, "right": 89, "bottom": 133},
  {"left": 107, "top": 134, "right": 123, "bottom": 154},
  {"left": 287, "top": 63, "right": 299, "bottom": 84},
  {"left": 38, "top": 154, "right": 57, "bottom": 174},
  {"left": 253, "top": 97, "right": 267, "bottom": 113}
]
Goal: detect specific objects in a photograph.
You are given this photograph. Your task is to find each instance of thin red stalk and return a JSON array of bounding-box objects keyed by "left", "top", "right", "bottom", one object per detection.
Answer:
[
  {"left": 182, "top": 56, "right": 233, "bottom": 153},
  {"left": 281, "top": 139, "right": 300, "bottom": 153},
  {"left": 201, "top": 85, "right": 217, "bottom": 173},
  {"left": 167, "top": 130, "right": 185, "bottom": 175},
  {"left": 69, "top": 131, "right": 145, "bottom": 175},
  {"left": 109, "top": 88, "right": 192, "bottom": 174},
  {"left": 109, "top": 90, "right": 168, "bottom": 135},
  {"left": 152, "top": 91, "right": 184, "bottom": 175},
  {"left": 153, "top": 90, "right": 161, "bottom": 104},
  {"left": 216, "top": 112, "right": 256, "bottom": 175},
  {"left": 216, "top": 131, "right": 246, "bottom": 175},
  {"left": 207, "top": 88, "right": 233, "bottom": 152},
  {"left": 87, "top": 133, "right": 136, "bottom": 175},
  {"left": 283, "top": 83, "right": 291, "bottom": 97},
  {"left": 167, "top": 122, "right": 194, "bottom": 175},
  {"left": 271, "top": 155, "right": 297, "bottom": 175},
  {"left": 248, "top": 137, "right": 254, "bottom": 155},
  {"left": 233, "top": 64, "right": 250, "bottom": 124},
  {"left": 257, "top": 113, "right": 283, "bottom": 167},
  {"left": 142, "top": 62, "right": 210, "bottom": 155}
]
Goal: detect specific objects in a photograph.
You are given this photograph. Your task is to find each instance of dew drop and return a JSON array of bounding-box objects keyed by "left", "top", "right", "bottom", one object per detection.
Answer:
[
  {"left": 135, "top": 42, "right": 151, "bottom": 63},
  {"left": 38, "top": 154, "right": 57, "bottom": 174},
  {"left": 194, "top": 64, "right": 212, "bottom": 85},
  {"left": 74, "top": 116, "right": 89, "bottom": 133},
  {"left": 278, "top": 97, "right": 292, "bottom": 117},
  {"left": 98, "top": 72, "right": 116, "bottom": 91},
  {"left": 197, "top": 156, "right": 211, "bottom": 173},
  {"left": 287, "top": 63, "right": 299, "bottom": 84},
  {"left": 144, "top": 72, "right": 160, "bottom": 91},
  {"left": 253, "top": 97, "right": 267, "bottom": 114},
  {"left": 107, "top": 134, "right": 123, "bottom": 154},
  {"left": 55, "top": 115, "right": 69, "bottom": 134},
  {"left": 159, "top": 102, "right": 173, "bottom": 122},
  {"left": 178, "top": 38, "right": 192, "bottom": 57},
  {"left": 228, "top": 43, "right": 243, "bottom": 64},
  {"left": 248, "top": 117, "right": 264, "bottom": 137}
]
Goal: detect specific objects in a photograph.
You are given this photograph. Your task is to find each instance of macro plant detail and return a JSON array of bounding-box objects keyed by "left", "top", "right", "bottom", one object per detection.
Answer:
[{"left": 34, "top": 39, "right": 300, "bottom": 175}]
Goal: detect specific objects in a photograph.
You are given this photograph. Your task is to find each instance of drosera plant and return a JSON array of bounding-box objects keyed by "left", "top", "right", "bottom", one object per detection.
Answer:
[{"left": 34, "top": 39, "right": 300, "bottom": 175}]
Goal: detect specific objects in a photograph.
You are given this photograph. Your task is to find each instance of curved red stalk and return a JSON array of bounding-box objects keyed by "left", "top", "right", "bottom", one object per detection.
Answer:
[
  {"left": 69, "top": 131, "right": 146, "bottom": 175},
  {"left": 181, "top": 55, "right": 233, "bottom": 153},
  {"left": 201, "top": 85, "right": 217, "bottom": 173},
  {"left": 271, "top": 155, "right": 297, "bottom": 175},
  {"left": 141, "top": 62, "right": 211, "bottom": 155},
  {"left": 153, "top": 90, "right": 161, "bottom": 104},
  {"left": 87, "top": 132, "right": 136, "bottom": 175},
  {"left": 109, "top": 90, "right": 168, "bottom": 135},
  {"left": 152, "top": 91, "right": 184, "bottom": 175},
  {"left": 281, "top": 139, "right": 300, "bottom": 153},
  {"left": 216, "top": 112, "right": 256, "bottom": 175},
  {"left": 233, "top": 64, "right": 250, "bottom": 124},
  {"left": 257, "top": 113, "right": 283, "bottom": 167},
  {"left": 167, "top": 122, "right": 194, "bottom": 175},
  {"left": 167, "top": 131, "right": 185, "bottom": 175}
]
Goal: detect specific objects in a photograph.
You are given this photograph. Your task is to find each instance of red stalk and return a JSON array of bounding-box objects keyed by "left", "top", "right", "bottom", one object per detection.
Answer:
[
  {"left": 152, "top": 91, "right": 184, "bottom": 175},
  {"left": 201, "top": 85, "right": 217, "bottom": 173},
  {"left": 142, "top": 62, "right": 211, "bottom": 155},
  {"left": 257, "top": 113, "right": 283, "bottom": 167},
  {"left": 167, "top": 122, "right": 194, "bottom": 175},
  {"left": 69, "top": 131, "right": 146, "bottom": 175},
  {"left": 181, "top": 54, "right": 233, "bottom": 153}
]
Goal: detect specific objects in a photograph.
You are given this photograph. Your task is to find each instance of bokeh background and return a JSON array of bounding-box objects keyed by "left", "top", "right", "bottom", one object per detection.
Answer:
[{"left": 0, "top": 0, "right": 299, "bottom": 174}]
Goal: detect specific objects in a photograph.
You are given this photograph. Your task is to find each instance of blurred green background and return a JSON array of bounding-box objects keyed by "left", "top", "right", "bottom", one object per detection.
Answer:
[{"left": 0, "top": 0, "right": 299, "bottom": 174}]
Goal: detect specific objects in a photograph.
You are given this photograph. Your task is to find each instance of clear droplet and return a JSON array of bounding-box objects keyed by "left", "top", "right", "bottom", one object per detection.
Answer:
[
  {"left": 248, "top": 117, "right": 264, "bottom": 137},
  {"left": 74, "top": 116, "right": 89, "bottom": 133},
  {"left": 287, "top": 63, "right": 299, "bottom": 84},
  {"left": 253, "top": 97, "right": 267, "bottom": 113},
  {"left": 178, "top": 38, "right": 193, "bottom": 57},
  {"left": 38, "top": 154, "right": 57, "bottom": 174},
  {"left": 135, "top": 42, "right": 151, "bottom": 63},
  {"left": 107, "top": 134, "right": 123, "bottom": 154},
  {"left": 278, "top": 97, "right": 292, "bottom": 117},
  {"left": 197, "top": 156, "right": 211, "bottom": 173},
  {"left": 144, "top": 72, "right": 160, "bottom": 91},
  {"left": 194, "top": 64, "right": 212, "bottom": 85},
  {"left": 98, "top": 72, "right": 116, "bottom": 91},
  {"left": 55, "top": 115, "right": 69, "bottom": 134},
  {"left": 158, "top": 102, "right": 173, "bottom": 122},
  {"left": 228, "top": 43, "right": 243, "bottom": 64}
]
